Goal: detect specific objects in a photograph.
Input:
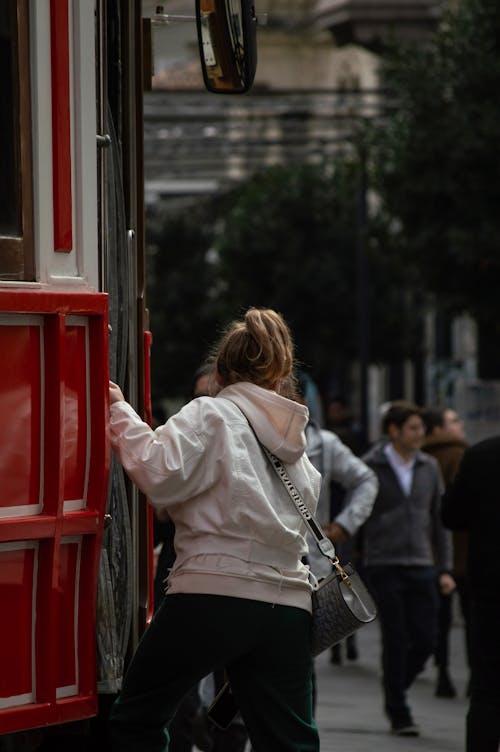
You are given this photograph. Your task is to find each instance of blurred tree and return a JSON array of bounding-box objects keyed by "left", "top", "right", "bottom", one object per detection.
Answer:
[
  {"left": 146, "top": 203, "right": 221, "bottom": 402},
  {"left": 375, "top": 0, "right": 500, "bottom": 329},
  {"left": 214, "top": 160, "right": 420, "bottom": 391}
]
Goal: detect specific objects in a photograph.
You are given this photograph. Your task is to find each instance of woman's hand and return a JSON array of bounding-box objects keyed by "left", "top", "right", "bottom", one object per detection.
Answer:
[{"left": 109, "top": 381, "right": 125, "bottom": 404}]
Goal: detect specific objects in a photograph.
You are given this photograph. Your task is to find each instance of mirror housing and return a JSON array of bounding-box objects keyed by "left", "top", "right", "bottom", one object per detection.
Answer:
[{"left": 195, "top": 0, "right": 257, "bottom": 94}]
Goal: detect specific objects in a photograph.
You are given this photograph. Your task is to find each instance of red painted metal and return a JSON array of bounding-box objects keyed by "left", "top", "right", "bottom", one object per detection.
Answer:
[
  {"left": 0, "top": 545, "right": 36, "bottom": 702},
  {"left": 50, "top": 0, "right": 73, "bottom": 252},
  {"left": 0, "top": 323, "right": 42, "bottom": 511},
  {"left": 144, "top": 330, "right": 153, "bottom": 429},
  {"left": 0, "top": 290, "right": 109, "bottom": 734}
]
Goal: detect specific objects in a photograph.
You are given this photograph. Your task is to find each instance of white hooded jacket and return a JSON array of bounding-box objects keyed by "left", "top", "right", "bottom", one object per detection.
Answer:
[{"left": 109, "top": 382, "right": 322, "bottom": 611}]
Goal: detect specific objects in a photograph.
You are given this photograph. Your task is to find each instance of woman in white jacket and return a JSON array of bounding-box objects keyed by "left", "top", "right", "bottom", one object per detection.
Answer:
[{"left": 108, "top": 308, "right": 321, "bottom": 752}]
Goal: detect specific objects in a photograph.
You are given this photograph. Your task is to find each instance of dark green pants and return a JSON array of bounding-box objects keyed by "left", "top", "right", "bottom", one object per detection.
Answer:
[{"left": 109, "top": 593, "right": 319, "bottom": 752}]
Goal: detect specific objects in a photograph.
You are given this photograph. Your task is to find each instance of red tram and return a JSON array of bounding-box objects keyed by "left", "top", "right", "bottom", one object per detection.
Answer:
[
  {"left": 0, "top": 1, "right": 152, "bottom": 743},
  {"left": 0, "top": 0, "right": 256, "bottom": 747}
]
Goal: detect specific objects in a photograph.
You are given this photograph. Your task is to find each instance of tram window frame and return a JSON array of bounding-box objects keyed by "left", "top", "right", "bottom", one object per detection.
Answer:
[{"left": 0, "top": 0, "right": 34, "bottom": 281}]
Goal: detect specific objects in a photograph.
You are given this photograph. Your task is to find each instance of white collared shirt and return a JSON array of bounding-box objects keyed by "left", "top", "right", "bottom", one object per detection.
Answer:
[{"left": 384, "top": 442, "right": 416, "bottom": 496}]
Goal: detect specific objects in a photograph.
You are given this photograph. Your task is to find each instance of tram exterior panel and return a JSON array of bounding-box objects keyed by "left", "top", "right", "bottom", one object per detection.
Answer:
[{"left": 0, "top": 1, "right": 150, "bottom": 735}]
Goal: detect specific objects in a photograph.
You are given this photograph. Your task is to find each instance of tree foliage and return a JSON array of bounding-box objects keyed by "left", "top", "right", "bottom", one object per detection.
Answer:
[
  {"left": 214, "top": 160, "right": 420, "bottom": 389},
  {"left": 147, "top": 158, "right": 421, "bottom": 400},
  {"left": 215, "top": 163, "right": 358, "bottom": 378},
  {"left": 146, "top": 204, "right": 220, "bottom": 403},
  {"left": 375, "top": 0, "right": 500, "bottom": 324}
]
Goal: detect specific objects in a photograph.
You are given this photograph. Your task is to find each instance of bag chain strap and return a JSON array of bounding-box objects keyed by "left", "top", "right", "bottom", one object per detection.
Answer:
[{"left": 259, "top": 444, "right": 351, "bottom": 584}]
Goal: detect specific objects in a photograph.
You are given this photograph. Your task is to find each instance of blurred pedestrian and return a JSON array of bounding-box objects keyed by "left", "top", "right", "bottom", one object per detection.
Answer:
[
  {"left": 362, "top": 401, "right": 454, "bottom": 737},
  {"left": 325, "top": 395, "right": 366, "bottom": 456},
  {"left": 442, "top": 435, "right": 500, "bottom": 752},
  {"left": 296, "top": 374, "right": 378, "bottom": 685},
  {"left": 190, "top": 361, "right": 217, "bottom": 401},
  {"left": 108, "top": 308, "right": 321, "bottom": 752},
  {"left": 422, "top": 406, "right": 470, "bottom": 698},
  {"left": 324, "top": 392, "right": 369, "bottom": 663},
  {"left": 296, "top": 377, "right": 378, "bottom": 577}
]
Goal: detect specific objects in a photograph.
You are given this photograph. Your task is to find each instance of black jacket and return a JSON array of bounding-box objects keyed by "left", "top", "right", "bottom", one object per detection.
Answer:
[{"left": 442, "top": 435, "right": 500, "bottom": 594}]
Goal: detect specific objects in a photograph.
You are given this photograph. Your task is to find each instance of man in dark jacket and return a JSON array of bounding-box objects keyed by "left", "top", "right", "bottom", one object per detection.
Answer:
[
  {"left": 442, "top": 436, "right": 500, "bottom": 752},
  {"left": 362, "top": 401, "right": 454, "bottom": 736},
  {"left": 422, "top": 406, "right": 469, "bottom": 698}
]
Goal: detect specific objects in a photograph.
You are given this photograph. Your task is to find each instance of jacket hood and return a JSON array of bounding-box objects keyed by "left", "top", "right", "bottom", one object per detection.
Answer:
[{"left": 217, "top": 382, "right": 308, "bottom": 464}]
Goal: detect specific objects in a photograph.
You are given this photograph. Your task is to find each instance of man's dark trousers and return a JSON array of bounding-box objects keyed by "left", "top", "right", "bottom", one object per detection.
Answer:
[{"left": 365, "top": 565, "right": 438, "bottom": 724}]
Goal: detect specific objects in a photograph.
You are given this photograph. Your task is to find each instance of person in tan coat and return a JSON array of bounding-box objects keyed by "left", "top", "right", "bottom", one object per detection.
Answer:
[{"left": 422, "top": 407, "right": 470, "bottom": 698}]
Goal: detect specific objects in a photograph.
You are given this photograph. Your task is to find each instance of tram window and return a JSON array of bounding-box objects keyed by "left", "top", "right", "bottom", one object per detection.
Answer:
[
  {"left": 0, "top": 0, "right": 34, "bottom": 281},
  {"left": 0, "top": 1, "right": 21, "bottom": 236}
]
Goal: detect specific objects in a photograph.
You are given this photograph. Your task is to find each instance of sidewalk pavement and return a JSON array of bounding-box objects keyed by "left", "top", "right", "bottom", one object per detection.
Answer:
[{"left": 315, "top": 620, "right": 469, "bottom": 751}]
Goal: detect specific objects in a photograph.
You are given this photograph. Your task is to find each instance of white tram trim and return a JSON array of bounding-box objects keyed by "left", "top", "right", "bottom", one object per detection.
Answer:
[
  {"left": 63, "top": 317, "right": 91, "bottom": 512},
  {"left": 56, "top": 535, "right": 82, "bottom": 699}
]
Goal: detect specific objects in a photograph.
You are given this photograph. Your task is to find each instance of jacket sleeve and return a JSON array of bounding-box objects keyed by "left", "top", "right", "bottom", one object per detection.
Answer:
[
  {"left": 109, "top": 400, "right": 220, "bottom": 506},
  {"left": 430, "top": 463, "right": 453, "bottom": 571},
  {"left": 441, "top": 449, "right": 471, "bottom": 530},
  {"left": 325, "top": 433, "right": 379, "bottom": 536}
]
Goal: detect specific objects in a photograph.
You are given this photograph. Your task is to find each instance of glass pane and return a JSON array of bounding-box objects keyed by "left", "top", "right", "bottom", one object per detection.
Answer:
[{"left": 0, "top": 0, "right": 22, "bottom": 236}]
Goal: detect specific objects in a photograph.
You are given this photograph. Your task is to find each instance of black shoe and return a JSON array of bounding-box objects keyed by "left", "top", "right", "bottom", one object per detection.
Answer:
[
  {"left": 346, "top": 642, "right": 358, "bottom": 661},
  {"left": 330, "top": 644, "right": 341, "bottom": 665},
  {"left": 391, "top": 718, "right": 420, "bottom": 737},
  {"left": 435, "top": 673, "right": 457, "bottom": 698}
]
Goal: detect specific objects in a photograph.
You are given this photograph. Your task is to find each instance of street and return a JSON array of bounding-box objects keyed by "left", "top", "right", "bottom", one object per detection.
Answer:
[{"left": 315, "top": 620, "right": 469, "bottom": 751}]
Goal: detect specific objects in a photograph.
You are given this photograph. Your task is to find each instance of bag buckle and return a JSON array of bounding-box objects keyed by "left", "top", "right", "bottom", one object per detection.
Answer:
[{"left": 332, "top": 556, "right": 352, "bottom": 587}]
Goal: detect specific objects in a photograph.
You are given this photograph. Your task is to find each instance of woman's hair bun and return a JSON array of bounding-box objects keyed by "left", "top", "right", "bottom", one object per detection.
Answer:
[{"left": 215, "top": 308, "right": 294, "bottom": 389}]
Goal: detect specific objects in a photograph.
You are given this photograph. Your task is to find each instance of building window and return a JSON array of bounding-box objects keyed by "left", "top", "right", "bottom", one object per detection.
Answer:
[{"left": 0, "top": 0, "right": 34, "bottom": 281}]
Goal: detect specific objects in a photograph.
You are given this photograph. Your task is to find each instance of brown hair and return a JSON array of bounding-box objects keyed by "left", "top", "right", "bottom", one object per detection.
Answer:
[
  {"left": 215, "top": 308, "right": 295, "bottom": 389},
  {"left": 382, "top": 400, "right": 423, "bottom": 434},
  {"left": 422, "top": 406, "right": 446, "bottom": 436}
]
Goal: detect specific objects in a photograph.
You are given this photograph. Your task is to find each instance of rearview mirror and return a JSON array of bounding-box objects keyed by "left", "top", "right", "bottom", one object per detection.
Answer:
[{"left": 195, "top": 0, "right": 257, "bottom": 94}]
